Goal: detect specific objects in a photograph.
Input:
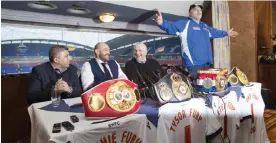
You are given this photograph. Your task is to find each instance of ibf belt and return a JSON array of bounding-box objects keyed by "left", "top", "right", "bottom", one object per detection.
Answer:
[{"left": 81, "top": 79, "right": 141, "bottom": 118}]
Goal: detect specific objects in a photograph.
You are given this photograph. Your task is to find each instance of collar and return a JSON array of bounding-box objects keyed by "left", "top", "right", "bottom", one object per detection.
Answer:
[
  {"left": 95, "top": 58, "right": 107, "bottom": 64},
  {"left": 135, "top": 58, "right": 147, "bottom": 64},
  {"left": 50, "top": 62, "right": 67, "bottom": 73},
  {"left": 188, "top": 17, "right": 202, "bottom": 24}
]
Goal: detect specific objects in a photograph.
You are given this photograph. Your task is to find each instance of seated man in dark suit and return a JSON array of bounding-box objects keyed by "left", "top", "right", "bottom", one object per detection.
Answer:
[
  {"left": 125, "top": 43, "right": 165, "bottom": 96},
  {"left": 27, "top": 45, "right": 82, "bottom": 105},
  {"left": 81, "top": 42, "right": 128, "bottom": 91}
]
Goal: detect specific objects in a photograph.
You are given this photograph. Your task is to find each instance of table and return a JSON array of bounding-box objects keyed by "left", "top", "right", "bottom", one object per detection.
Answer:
[
  {"left": 28, "top": 99, "right": 157, "bottom": 143},
  {"left": 28, "top": 83, "right": 270, "bottom": 143}
]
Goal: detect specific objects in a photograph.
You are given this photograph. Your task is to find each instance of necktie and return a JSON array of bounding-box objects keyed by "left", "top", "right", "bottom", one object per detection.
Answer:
[
  {"left": 101, "top": 63, "right": 112, "bottom": 80},
  {"left": 55, "top": 69, "right": 62, "bottom": 80}
]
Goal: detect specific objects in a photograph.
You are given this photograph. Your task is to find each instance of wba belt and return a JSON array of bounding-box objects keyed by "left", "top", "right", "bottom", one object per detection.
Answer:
[
  {"left": 152, "top": 72, "right": 193, "bottom": 104},
  {"left": 81, "top": 79, "right": 141, "bottom": 118}
]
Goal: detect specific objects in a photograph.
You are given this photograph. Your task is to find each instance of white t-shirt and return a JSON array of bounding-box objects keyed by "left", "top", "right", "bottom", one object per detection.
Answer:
[
  {"left": 157, "top": 98, "right": 222, "bottom": 143},
  {"left": 211, "top": 91, "right": 240, "bottom": 143},
  {"left": 63, "top": 114, "right": 154, "bottom": 143},
  {"left": 235, "top": 83, "right": 270, "bottom": 143}
]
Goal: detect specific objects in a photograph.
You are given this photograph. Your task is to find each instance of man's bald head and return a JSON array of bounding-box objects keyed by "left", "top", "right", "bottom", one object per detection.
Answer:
[
  {"left": 133, "top": 43, "right": 147, "bottom": 63},
  {"left": 134, "top": 43, "right": 147, "bottom": 52},
  {"left": 94, "top": 42, "right": 110, "bottom": 62}
]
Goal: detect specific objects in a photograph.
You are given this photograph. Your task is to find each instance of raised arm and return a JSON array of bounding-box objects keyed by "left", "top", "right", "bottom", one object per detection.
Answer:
[{"left": 154, "top": 9, "right": 186, "bottom": 35}]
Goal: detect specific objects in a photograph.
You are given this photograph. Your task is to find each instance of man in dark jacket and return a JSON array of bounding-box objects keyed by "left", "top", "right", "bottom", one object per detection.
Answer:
[
  {"left": 125, "top": 43, "right": 165, "bottom": 91},
  {"left": 27, "top": 45, "right": 82, "bottom": 105}
]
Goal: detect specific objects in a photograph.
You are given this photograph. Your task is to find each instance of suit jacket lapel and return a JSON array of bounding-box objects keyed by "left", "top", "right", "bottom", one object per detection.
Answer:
[{"left": 45, "top": 62, "right": 57, "bottom": 85}]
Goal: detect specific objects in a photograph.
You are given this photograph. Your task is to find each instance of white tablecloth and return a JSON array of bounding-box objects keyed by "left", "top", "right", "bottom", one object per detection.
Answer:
[{"left": 28, "top": 99, "right": 156, "bottom": 143}]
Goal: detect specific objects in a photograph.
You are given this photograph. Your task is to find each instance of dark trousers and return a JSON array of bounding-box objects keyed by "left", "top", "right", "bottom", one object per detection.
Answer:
[{"left": 187, "top": 63, "right": 211, "bottom": 81}]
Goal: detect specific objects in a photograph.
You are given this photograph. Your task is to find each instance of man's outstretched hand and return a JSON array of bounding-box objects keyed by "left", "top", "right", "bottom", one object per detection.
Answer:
[{"left": 228, "top": 28, "right": 239, "bottom": 37}]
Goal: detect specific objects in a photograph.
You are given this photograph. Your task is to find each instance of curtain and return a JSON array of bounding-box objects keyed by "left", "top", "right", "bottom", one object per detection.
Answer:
[{"left": 212, "top": 1, "right": 230, "bottom": 70}]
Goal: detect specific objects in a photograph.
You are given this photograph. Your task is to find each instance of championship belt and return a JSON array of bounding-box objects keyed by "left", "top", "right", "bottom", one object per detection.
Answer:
[
  {"left": 153, "top": 72, "right": 192, "bottom": 104},
  {"left": 81, "top": 79, "right": 141, "bottom": 118},
  {"left": 228, "top": 67, "right": 249, "bottom": 86},
  {"left": 197, "top": 68, "right": 229, "bottom": 93}
]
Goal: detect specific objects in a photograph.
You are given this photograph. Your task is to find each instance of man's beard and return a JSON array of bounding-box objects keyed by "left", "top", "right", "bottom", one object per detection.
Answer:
[
  {"left": 136, "top": 57, "right": 146, "bottom": 63},
  {"left": 99, "top": 54, "right": 109, "bottom": 62}
]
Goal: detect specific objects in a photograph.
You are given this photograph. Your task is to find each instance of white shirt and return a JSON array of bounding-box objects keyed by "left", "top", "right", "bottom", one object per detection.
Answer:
[
  {"left": 211, "top": 91, "right": 240, "bottom": 143},
  {"left": 236, "top": 83, "right": 270, "bottom": 143},
  {"left": 81, "top": 58, "right": 128, "bottom": 91},
  {"left": 51, "top": 114, "right": 153, "bottom": 143},
  {"left": 157, "top": 98, "right": 222, "bottom": 143}
]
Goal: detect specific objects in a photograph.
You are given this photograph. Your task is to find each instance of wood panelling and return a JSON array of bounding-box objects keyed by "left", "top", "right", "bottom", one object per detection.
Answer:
[
  {"left": 259, "top": 64, "right": 276, "bottom": 97},
  {"left": 255, "top": 1, "right": 273, "bottom": 54},
  {"left": 202, "top": 3, "right": 212, "bottom": 26},
  {"left": 1, "top": 75, "right": 31, "bottom": 143},
  {"left": 228, "top": 1, "right": 258, "bottom": 81}
]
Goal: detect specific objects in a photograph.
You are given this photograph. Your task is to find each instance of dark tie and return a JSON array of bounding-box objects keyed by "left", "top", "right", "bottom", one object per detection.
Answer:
[
  {"left": 55, "top": 69, "right": 62, "bottom": 80},
  {"left": 101, "top": 63, "right": 112, "bottom": 80}
]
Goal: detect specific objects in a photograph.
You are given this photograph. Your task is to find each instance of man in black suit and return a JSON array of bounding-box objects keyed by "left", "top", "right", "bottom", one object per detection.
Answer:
[{"left": 27, "top": 45, "right": 82, "bottom": 105}]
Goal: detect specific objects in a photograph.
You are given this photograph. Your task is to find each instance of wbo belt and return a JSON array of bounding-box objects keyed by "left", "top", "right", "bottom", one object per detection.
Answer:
[{"left": 228, "top": 66, "right": 249, "bottom": 86}]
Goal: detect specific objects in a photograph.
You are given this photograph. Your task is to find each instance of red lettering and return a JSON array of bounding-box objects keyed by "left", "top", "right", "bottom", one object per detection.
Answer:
[
  {"left": 130, "top": 134, "right": 137, "bottom": 143},
  {"left": 174, "top": 115, "right": 179, "bottom": 125},
  {"left": 120, "top": 131, "right": 142, "bottom": 143},
  {"left": 100, "top": 137, "right": 107, "bottom": 143},
  {"left": 112, "top": 132, "right": 116, "bottom": 143},
  {"left": 190, "top": 109, "right": 202, "bottom": 122},
  {"left": 99, "top": 133, "right": 116, "bottom": 143},
  {"left": 178, "top": 112, "right": 183, "bottom": 120},
  {"left": 170, "top": 126, "right": 175, "bottom": 132},
  {"left": 126, "top": 132, "right": 132, "bottom": 142},
  {"left": 182, "top": 110, "right": 186, "bottom": 118},
  {"left": 170, "top": 110, "right": 186, "bottom": 132},
  {"left": 228, "top": 102, "right": 235, "bottom": 110},
  {"left": 172, "top": 120, "right": 177, "bottom": 128},
  {"left": 250, "top": 126, "right": 256, "bottom": 134},
  {"left": 121, "top": 131, "right": 127, "bottom": 142}
]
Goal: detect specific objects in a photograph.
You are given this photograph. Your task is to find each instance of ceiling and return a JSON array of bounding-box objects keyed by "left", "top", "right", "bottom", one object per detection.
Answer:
[{"left": 1, "top": 1, "right": 206, "bottom": 26}]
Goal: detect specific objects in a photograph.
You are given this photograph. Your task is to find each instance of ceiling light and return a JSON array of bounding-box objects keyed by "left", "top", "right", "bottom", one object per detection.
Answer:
[
  {"left": 27, "top": 1, "right": 57, "bottom": 10},
  {"left": 99, "top": 13, "right": 115, "bottom": 23},
  {"left": 67, "top": 7, "right": 91, "bottom": 14}
]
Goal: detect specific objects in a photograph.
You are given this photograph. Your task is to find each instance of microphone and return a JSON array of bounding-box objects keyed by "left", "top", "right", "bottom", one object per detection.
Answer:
[
  {"left": 152, "top": 71, "right": 160, "bottom": 80},
  {"left": 172, "top": 65, "right": 190, "bottom": 77},
  {"left": 135, "top": 69, "right": 148, "bottom": 89},
  {"left": 156, "top": 69, "right": 163, "bottom": 79},
  {"left": 135, "top": 69, "right": 159, "bottom": 103},
  {"left": 143, "top": 73, "right": 156, "bottom": 85}
]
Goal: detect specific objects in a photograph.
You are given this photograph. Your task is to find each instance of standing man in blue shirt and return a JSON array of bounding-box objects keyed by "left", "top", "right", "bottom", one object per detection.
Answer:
[{"left": 155, "top": 4, "right": 239, "bottom": 79}]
